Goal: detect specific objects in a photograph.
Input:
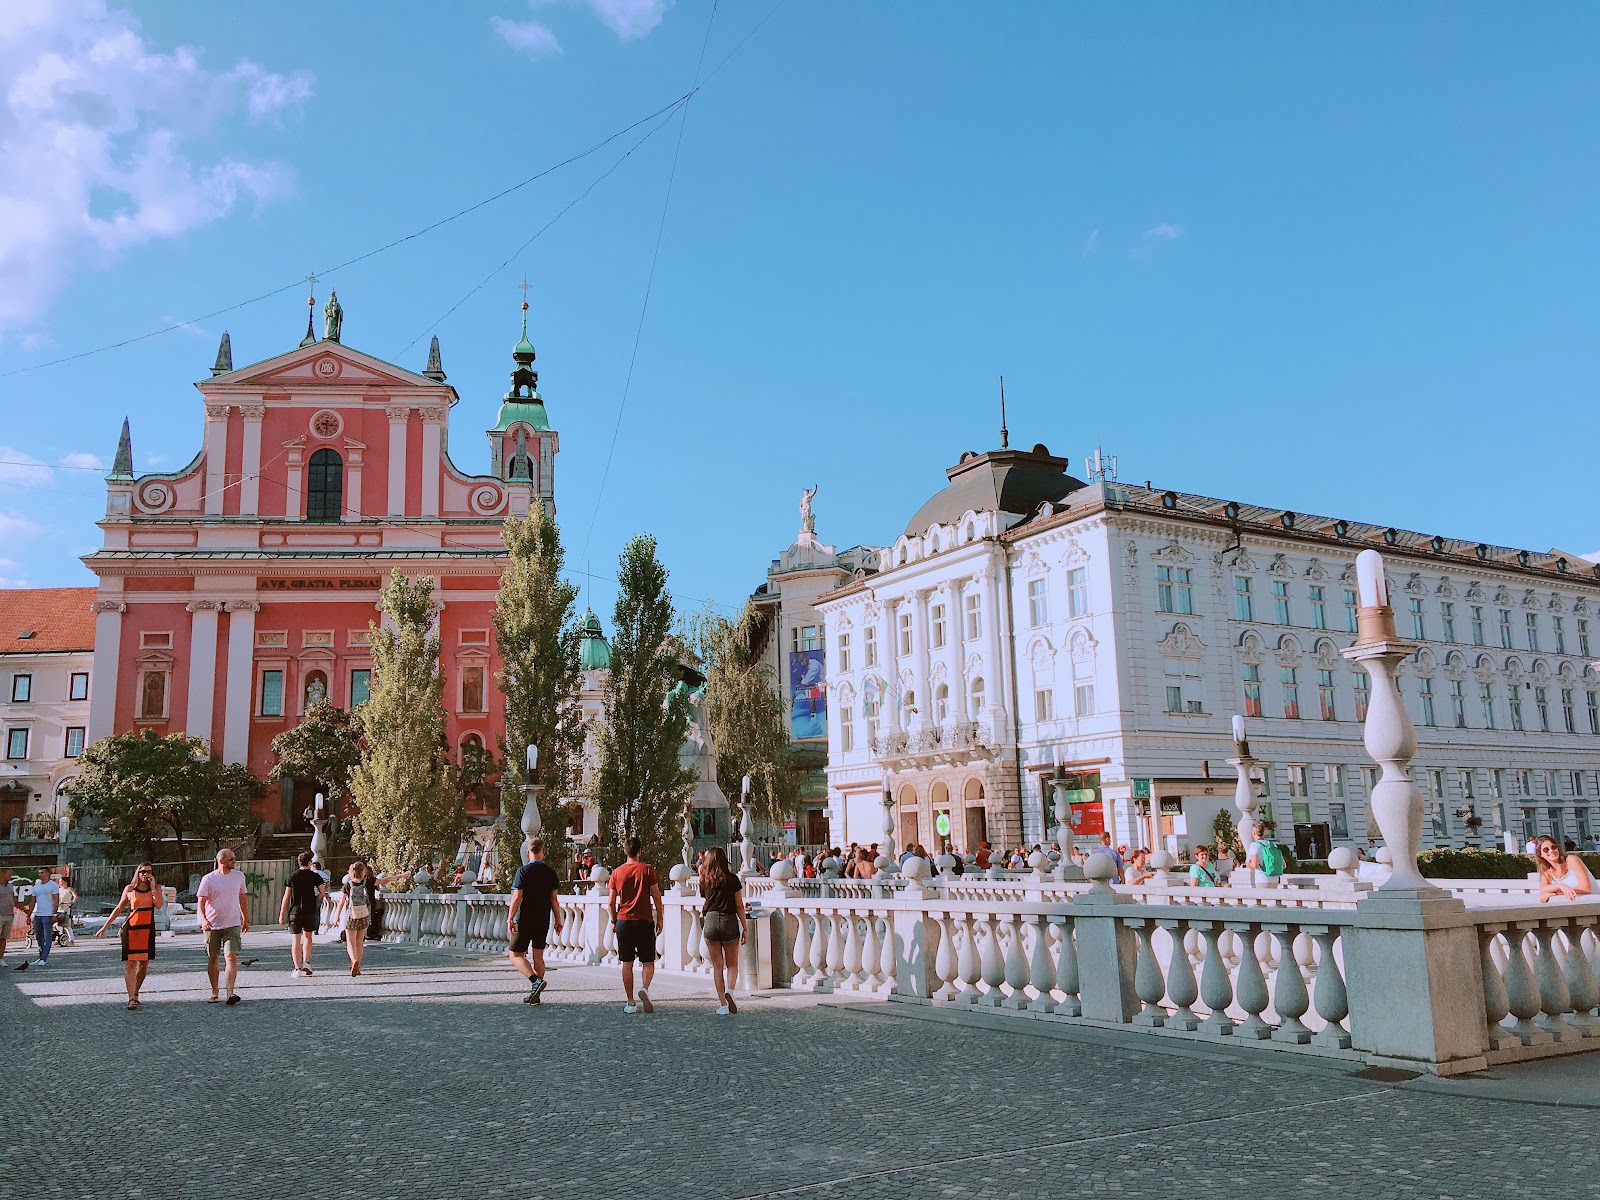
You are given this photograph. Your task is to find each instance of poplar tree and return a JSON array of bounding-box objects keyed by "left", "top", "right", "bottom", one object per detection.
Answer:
[
  {"left": 592, "top": 534, "right": 695, "bottom": 869},
  {"left": 689, "top": 601, "right": 799, "bottom": 824},
  {"left": 492, "top": 503, "right": 586, "bottom": 878},
  {"left": 349, "top": 571, "right": 456, "bottom": 873}
]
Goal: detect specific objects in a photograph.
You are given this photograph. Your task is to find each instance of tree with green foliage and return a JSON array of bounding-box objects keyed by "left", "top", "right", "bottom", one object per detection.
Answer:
[
  {"left": 687, "top": 600, "right": 798, "bottom": 825},
  {"left": 348, "top": 571, "right": 457, "bottom": 874},
  {"left": 492, "top": 503, "right": 587, "bottom": 879},
  {"left": 1211, "top": 809, "right": 1244, "bottom": 859},
  {"left": 267, "top": 699, "right": 364, "bottom": 816},
  {"left": 592, "top": 534, "right": 696, "bottom": 871},
  {"left": 68, "top": 729, "right": 262, "bottom": 862}
]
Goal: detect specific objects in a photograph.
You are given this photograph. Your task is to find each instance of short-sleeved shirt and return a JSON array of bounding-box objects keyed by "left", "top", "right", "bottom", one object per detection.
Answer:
[
  {"left": 30, "top": 880, "right": 59, "bottom": 917},
  {"left": 197, "top": 869, "right": 248, "bottom": 929},
  {"left": 1189, "top": 863, "right": 1218, "bottom": 888},
  {"left": 610, "top": 861, "right": 660, "bottom": 922},
  {"left": 700, "top": 874, "right": 742, "bottom": 917},
  {"left": 512, "top": 860, "right": 559, "bottom": 925},
  {"left": 0, "top": 882, "right": 15, "bottom": 919},
  {"left": 286, "top": 869, "right": 324, "bottom": 913}
]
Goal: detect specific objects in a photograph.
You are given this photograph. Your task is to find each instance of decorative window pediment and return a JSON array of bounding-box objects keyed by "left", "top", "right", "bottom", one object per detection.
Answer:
[
  {"left": 1228, "top": 550, "right": 1254, "bottom": 572},
  {"left": 1436, "top": 576, "right": 1457, "bottom": 598},
  {"left": 1404, "top": 573, "right": 1425, "bottom": 596},
  {"left": 1304, "top": 558, "right": 1329, "bottom": 583},
  {"left": 1059, "top": 538, "right": 1089, "bottom": 567},
  {"left": 1152, "top": 541, "right": 1194, "bottom": 565},
  {"left": 1156, "top": 622, "right": 1205, "bottom": 661},
  {"left": 1238, "top": 632, "right": 1264, "bottom": 664},
  {"left": 1267, "top": 554, "right": 1290, "bottom": 578},
  {"left": 1465, "top": 581, "right": 1486, "bottom": 600}
]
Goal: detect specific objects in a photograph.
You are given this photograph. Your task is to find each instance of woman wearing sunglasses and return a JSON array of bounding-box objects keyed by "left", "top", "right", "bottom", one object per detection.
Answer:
[{"left": 97, "top": 863, "right": 161, "bottom": 1009}]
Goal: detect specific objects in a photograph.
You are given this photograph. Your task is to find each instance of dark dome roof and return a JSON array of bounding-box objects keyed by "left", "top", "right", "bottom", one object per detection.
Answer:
[{"left": 903, "top": 445, "right": 1086, "bottom": 537}]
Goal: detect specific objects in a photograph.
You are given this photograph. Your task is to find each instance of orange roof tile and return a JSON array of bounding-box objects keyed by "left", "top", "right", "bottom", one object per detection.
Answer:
[{"left": 0, "top": 588, "right": 97, "bottom": 654}]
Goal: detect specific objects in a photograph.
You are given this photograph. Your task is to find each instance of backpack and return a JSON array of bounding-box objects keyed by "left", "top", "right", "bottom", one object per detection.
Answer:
[{"left": 1256, "top": 841, "right": 1286, "bottom": 878}]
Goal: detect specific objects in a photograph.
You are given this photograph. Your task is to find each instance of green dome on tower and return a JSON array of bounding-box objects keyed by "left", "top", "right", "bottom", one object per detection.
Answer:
[{"left": 579, "top": 608, "right": 611, "bottom": 671}]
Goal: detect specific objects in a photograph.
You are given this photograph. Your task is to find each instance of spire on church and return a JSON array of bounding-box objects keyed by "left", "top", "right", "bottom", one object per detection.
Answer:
[
  {"left": 298, "top": 293, "right": 317, "bottom": 348},
  {"left": 211, "top": 331, "right": 233, "bottom": 377},
  {"left": 505, "top": 297, "right": 541, "bottom": 402},
  {"left": 109, "top": 418, "right": 134, "bottom": 480},
  {"left": 423, "top": 335, "right": 447, "bottom": 382}
]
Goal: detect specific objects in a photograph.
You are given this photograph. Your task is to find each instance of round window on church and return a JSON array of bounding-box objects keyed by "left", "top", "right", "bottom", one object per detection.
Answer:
[{"left": 310, "top": 410, "right": 343, "bottom": 440}]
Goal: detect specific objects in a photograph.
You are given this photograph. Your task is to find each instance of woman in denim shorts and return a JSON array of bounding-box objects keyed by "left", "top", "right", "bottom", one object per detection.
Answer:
[{"left": 697, "top": 847, "right": 747, "bottom": 1015}]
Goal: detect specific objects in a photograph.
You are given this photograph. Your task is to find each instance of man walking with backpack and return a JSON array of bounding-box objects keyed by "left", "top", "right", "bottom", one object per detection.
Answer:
[
  {"left": 1246, "top": 821, "right": 1286, "bottom": 888},
  {"left": 607, "top": 836, "right": 663, "bottom": 1015},
  {"left": 508, "top": 837, "right": 562, "bottom": 1004}
]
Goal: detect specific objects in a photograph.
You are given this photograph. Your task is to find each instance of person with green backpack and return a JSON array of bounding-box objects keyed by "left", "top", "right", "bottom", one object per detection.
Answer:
[{"left": 1247, "top": 820, "right": 1286, "bottom": 887}]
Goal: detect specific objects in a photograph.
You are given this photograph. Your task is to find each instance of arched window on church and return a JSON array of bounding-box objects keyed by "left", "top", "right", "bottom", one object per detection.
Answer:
[{"left": 307, "top": 448, "right": 343, "bottom": 522}]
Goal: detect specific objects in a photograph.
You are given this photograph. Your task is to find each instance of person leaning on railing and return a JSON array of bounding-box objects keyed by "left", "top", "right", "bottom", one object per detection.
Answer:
[{"left": 1534, "top": 836, "right": 1595, "bottom": 902}]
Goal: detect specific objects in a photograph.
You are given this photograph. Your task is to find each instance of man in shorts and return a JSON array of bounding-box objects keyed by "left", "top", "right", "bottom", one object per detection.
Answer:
[
  {"left": 607, "top": 836, "right": 663, "bottom": 1014},
  {"left": 0, "top": 868, "right": 15, "bottom": 968},
  {"left": 508, "top": 837, "right": 562, "bottom": 1004},
  {"left": 197, "top": 848, "right": 250, "bottom": 1004},
  {"left": 278, "top": 851, "right": 327, "bottom": 977}
]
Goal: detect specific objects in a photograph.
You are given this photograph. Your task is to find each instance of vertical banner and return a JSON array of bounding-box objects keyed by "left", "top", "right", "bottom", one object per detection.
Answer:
[{"left": 789, "top": 649, "right": 826, "bottom": 739}]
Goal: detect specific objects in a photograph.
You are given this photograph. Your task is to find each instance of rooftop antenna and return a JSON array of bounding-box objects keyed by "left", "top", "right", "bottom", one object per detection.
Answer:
[
  {"left": 998, "top": 375, "right": 1009, "bottom": 450},
  {"left": 1085, "top": 444, "right": 1119, "bottom": 482}
]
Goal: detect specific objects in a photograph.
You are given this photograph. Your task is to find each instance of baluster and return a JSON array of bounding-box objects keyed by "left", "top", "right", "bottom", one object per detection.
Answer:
[
  {"left": 879, "top": 911, "right": 895, "bottom": 987},
  {"left": 1196, "top": 921, "right": 1235, "bottom": 1036},
  {"left": 826, "top": 909, "right": 847, "bottom": 987},
  {"left": 1053, "top": 916, "right": 1081, "bottom": 1017},
  {"left": 976, "top": 914, "right": 1006, "bottom": 1007},
  {"left": 1001, "top": 913, "right": 1031, "bottom": 1010},
  {"left": 843, "top": 908, "right": 865, "bottom": 987},
  {"left": 1270, "top": 924, "right": 1312, "bottom": 1044},
  {"left": 1307, "top": 926, "right": 1351, "bottom": 1048},
  {"left": 1130, "top": 919, "right": 1165, "bottom": 1027},
  {"left": 1531, "top": 922, "right": 1580, "bottom": 1042},
  {"left": 1501, "top": 927, "right": 1549, "bottom": 1045},
  {"left": 688, "top": 908, "right": 705, "bottom": 973},
  {"left": 862, "top": 910, "right": 883, "bottom": 987},
  {"left": 1585, "top": 927, "right": 1600, "bottom": 1004},
  {"left": 1159, "top": 919, "right": 1201, "bottom": 1030},
  {"left": 1560, "top": 919, "right": 1600, "bottom": 1037},
  {"left": 1228, "top": 920, "right": 1271, "bottom": 1040},
  {"left": 809, "top": 911, "right": 830, "bottom": 987},
  {"left": 1027, "top": 913, "right": 1056, "bottom": 1014},
  {"left": 791, "top": 909, "right": 813, "bottom": 986},
  {"left": 932, "top": 913, "right": 958, "bottom": 1002},
  {"left": 1477, "top": 923, "right": 1518, "bottom": 1051},
  {"left": 956, "top": 915, "right": 983, "bottom": 1004}
]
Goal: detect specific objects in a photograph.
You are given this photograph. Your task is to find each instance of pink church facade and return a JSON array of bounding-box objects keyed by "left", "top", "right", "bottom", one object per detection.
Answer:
[{"left": 83, "top": 297, "right": 558, "bottom": 830}]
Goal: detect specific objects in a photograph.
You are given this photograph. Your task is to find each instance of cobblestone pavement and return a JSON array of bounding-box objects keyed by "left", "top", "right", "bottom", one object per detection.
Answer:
[{"left": 1, "top": 934, "right": 1596, "bottom": 1200}]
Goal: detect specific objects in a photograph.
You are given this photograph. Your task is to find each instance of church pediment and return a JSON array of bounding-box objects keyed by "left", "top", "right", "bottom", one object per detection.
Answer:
[{"left": 205, "top": 340, "right": 450, "bottom": 394}]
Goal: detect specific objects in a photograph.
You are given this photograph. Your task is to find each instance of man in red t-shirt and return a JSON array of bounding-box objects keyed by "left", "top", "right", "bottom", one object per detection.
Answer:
[{"left": 607, "top": 836, "right": 664, "bottom": 1014}]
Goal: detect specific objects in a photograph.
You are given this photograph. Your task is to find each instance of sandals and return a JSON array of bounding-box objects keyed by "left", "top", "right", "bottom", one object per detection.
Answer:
[{"left": 127, "top": 999, "right": 139, "bottom": 1010}]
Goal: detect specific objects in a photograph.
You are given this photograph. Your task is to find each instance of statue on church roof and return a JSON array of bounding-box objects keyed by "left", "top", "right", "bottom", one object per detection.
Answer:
[
  {"left": 799, "top": 484, "right": 818, "bottom": 540},
  {"left": 324, "top": 290, "right": 343, "bottom": 343}
]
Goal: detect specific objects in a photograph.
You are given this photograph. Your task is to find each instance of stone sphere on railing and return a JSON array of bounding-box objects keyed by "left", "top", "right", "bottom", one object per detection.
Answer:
[
  {"left": 769, "top": 858, "right": 796, "bottom": 882},
  {"left": 1327, "top": 847, "right": 1357, "bottom": 878},
  {"left": 589, "top": 864, "right": 611, "bottom": 886},
  {"left": 934, "top": 853, "right": 957, "bottom": 875},
  {"left": 668, "top": 863, "right": 692, "bottom": 885},
  {"left": 1083, "top": 853, "right": 1117, "bottom": 891},
  {"left": 1027, "top": 849, "right": 1049, "bottom": 872},
  {"left": 1375, "top": 847, "right": 1392, "bottom": 866},
  {"left": 902, "top": 855, "right": 931, "bottom": 882},
  {"left": 1149, "top": 850, "right": 1175, "bottom": 871}
]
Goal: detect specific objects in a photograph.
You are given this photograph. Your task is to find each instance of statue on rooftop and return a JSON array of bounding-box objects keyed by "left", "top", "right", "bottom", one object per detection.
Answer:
[
  {"left": 324, "top": 290, "right": 343, "bottom": 343},
  {"left": 799, "top": 484, "right": 818, "bottom": 538}
]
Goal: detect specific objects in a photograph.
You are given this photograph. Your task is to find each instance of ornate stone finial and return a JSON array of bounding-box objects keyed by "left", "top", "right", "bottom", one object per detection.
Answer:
[
  {"left": 211, "top": 331, "right": 233, "bottom": 376},
  {"left": 323, "top": 290, "right": 343, "bottom": 343},
  {"left": 298, "top": 292, "right": 317, "bottom": 348},
  {"left": 109, "top": 418, "right": 134, "bottom": 480},
  {"left": 423, "top": 335, "right": 446, "bottom": 382}
]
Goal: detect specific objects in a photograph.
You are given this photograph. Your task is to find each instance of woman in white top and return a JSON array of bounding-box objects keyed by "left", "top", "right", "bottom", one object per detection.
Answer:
[{"left": 1535, "top": 836, "right": 1595, "bottom": 902}]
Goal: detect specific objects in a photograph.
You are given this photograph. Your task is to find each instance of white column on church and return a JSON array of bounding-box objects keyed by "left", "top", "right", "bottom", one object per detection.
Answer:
[
  {"left": 981, "top": 563, "right": 1009, "bottom": 737},
  {"left": 185, "top": 601, "right": 222, "bottom": 744},
  {"left": 221, "top": 600, "right": 259, "bottom": 764},
  {"left": 950, "top": 578, "right": 970, "bottom": 724},
  {"left": 386, "top": 406, "right": 410, "bottom": 517},
  {"left": 343, "top": 441, "right": 365, "bottom": 521},
  {"left": 238, "top": 405, "right": 264, "bottom": 515},
  {"left": 883, "top": 597, "right": 903, "bottom": 734},
  {"left": 283, "top": 442, "right": 305, "bottom": 521},
  {"left": 419, "top": 406, "right": 443, "bottom": 518},
  {"left": 88, "top": 599, "right": 125, "bottom": 743},
  {"left": 203, "top": 404, "right": 229, "bottom": 515},
  {"left": 912, "top": 587, "right": 932, "bottom": 733}
]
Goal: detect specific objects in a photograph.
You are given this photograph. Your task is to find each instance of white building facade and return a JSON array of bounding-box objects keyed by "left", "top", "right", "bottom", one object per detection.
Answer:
[{"left": 817, "top": 443, "right": 1600, "bottom": 859}]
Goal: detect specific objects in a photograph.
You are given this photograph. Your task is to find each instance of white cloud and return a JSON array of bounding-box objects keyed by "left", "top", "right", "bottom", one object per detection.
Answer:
[
  {"left": 0, "top": 448, "right": 53, "bottom": 486},
  {"left": 586, "top": 0, "right": 673, "bottom": 40},
  {"left": 492, "top": 15, "right": 562, "bottom": 58},
  {"left": 0, "top": 577, "right": 37, "bottom": 589},
  {"left": 0, "top": 0, "right": 311, "bottom": 329},
  {"left": 1081, "top": 229, "right": 1100, "bottom": 258},
  {"left": 1581, "top": 551, "right": 1600, "bottom": 564},
  {"left": 0, "top": 512, "right": 45, "bottom": 540},
  {"left": 1143, "top": 223, "right": 1183, "bottom": 241},
  {"left": 59, "top": 451, "right": 104, "bottom": 470}
]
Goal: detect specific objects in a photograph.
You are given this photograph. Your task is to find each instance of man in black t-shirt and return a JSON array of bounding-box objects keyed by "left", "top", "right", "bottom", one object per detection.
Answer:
[
  {"left": 508, "top": 837, "right": 562, "bottom": 1004},
  {"left": 277, "top": 851, "right": 328, "bottom": 977}
]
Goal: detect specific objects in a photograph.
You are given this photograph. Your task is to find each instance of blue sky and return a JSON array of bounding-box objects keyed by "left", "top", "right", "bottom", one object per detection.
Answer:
[{"left": 2, "top": 1, "right": 1597, "bottom": 610}]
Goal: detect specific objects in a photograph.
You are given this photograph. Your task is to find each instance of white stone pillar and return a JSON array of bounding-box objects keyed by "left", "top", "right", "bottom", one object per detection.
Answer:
[
  {"left": 185, "top": 600, "right": 223, "bottom": 745},
  {"left": 980, "top": 564, "right": 1009, "bottom": 737},
  {"left": 419, "top": 405, "right": 443, "bottom": 518},
  {"left": 238, "top": 404, "right": 264, "bottom": 516},
  {"left": 912, "top": 588, "right": 932, "bottom": 732},
  {"left": 221, "top": 600, "right": 259, "bottom": 765},
  {"left": 343, "top": 439, "right": 365, "bottom": 521},
  {"left": 884, "top": 597, "right": 903, "bottom": 734},
  {"left": 203, "top": 403, "right": 229, "bottom": 516},
  {"left": 283, "top": 440, "right": 305, "bottom": 521},
  {"left": 950, "top": 579, "right": 970, "bottom": 724},
  {"left": 386, "top": 406, "right": 410, "bottom": 517},
  {"left": 88, "top": 599, "right": 125, "bottom": 743}
]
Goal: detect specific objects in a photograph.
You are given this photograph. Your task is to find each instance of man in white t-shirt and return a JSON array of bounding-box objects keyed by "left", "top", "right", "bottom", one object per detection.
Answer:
[
  {"left": 196, "top": 849, "right": 250, "bottom": 1005},
  {"left": 17, "top": 869, "right": 59, "bottom": 969}
]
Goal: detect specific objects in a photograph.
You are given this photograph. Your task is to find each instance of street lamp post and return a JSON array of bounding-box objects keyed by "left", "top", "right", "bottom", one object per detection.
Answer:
[
  {"left": 738, "top": 775, "right": 758, "bottom": 878},
  {"left": 1227, "top": 715, "right": 1260, "bottom": 873},
  {"left": 520, "top": 743, "right": 543, "bottom": 866},
  {"left": 1049, "top": 747, "right": 1072, "bottom": 882}
]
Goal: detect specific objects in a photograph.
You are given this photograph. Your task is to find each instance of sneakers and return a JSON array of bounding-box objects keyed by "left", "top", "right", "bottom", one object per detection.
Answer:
[
  {"left": 301, "top": 966, "right": 314, "bottom": 977},
  {"left": 714, "top": 1004, "right": 730, "bottom": 1016},
  {"left": 724, "top": 991, "right": 738, "bottom": 1015},
  {"left": 638, "top": 987, "right": 654, "bottom": 1014},
  {"left": 530, "top": 976, "right": 548, "bottom": 1001},
  {"left": 288, "top": 967, "right": 303, "bottom": 978},
  {"left": 623, "top": 1002, "right": 640, "bottom": 1014}
]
